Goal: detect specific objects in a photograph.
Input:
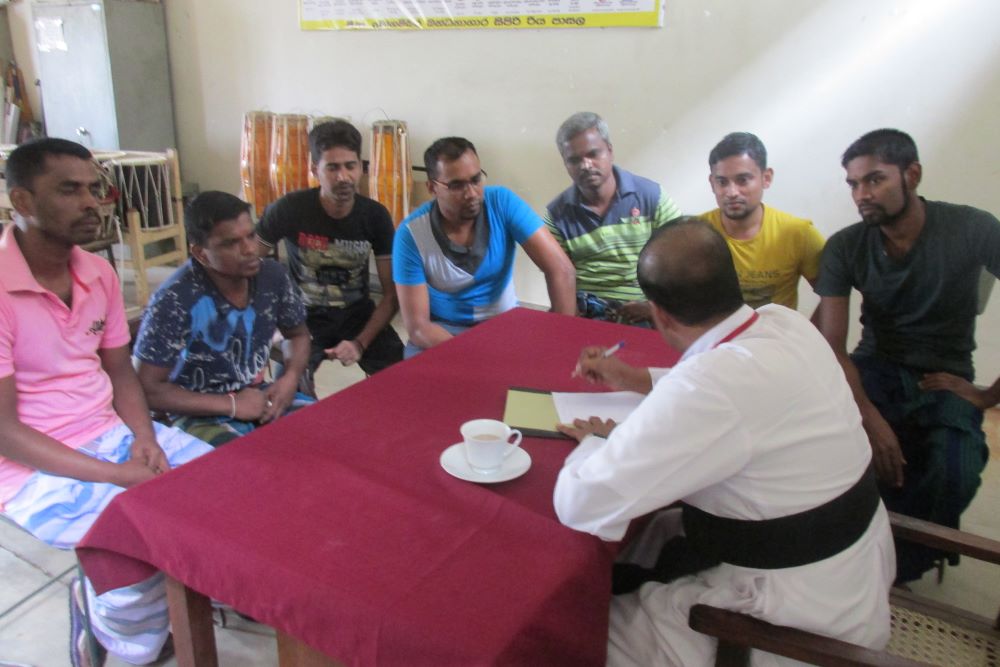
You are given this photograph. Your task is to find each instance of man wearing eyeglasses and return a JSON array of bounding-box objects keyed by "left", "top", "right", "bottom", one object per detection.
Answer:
[
  {"left": 393, "top": 136, "right": 576, "bottom": 356},
  {"left": 546, "top": 112, "right": 682, "bottom": 325}
]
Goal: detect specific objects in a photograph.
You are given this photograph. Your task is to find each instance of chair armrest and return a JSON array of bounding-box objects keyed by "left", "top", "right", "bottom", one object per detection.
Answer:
[
  {"left": 688, "top": 604, "right": 930, "bottom": 667},
  {"left": 889, "top": 512, "right": 1000, "bottom": 565}
]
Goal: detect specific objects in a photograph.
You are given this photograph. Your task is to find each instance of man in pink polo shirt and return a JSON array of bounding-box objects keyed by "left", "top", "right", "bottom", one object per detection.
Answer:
[{"left": 0, "top": 138, "right": 212, "bottom": 665}]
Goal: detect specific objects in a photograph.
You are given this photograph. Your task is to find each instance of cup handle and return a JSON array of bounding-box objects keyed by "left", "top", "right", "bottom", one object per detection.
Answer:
[{"left": 503, "top": 430, "right": 523, "bottom": 458}]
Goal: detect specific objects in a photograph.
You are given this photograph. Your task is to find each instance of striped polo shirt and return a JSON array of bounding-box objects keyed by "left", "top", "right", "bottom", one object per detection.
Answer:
[{"left": 545, "top": 166, "right": 681, "bottom": 301}]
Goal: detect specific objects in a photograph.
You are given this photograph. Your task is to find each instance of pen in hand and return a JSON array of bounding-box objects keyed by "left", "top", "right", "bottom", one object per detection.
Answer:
[
  {"left": 602, "top": 340, "right": 625, "bottom": 358},
  {"left": 573, "top": 340, "right": 626, "bottom": 378}
]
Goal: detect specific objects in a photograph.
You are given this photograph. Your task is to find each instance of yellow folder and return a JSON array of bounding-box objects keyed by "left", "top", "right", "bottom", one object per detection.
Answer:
[{"left": 502, "top": 387, "right": 568, "bottom": 439}]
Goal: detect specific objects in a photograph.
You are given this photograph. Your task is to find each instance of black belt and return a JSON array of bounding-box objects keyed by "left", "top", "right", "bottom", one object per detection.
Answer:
[{"left": 682, "top": 463, "right": 879, "bottom": 570}]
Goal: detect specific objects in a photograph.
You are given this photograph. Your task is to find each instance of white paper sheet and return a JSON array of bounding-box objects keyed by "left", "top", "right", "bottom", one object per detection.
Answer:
[{"left": 552, "top": 391, "right": 644, "bottom": 425}]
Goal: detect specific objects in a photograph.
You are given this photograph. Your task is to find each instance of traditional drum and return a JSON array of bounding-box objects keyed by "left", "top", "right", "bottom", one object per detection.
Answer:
[
  {"left": 369, "top": 120, "right": 413, "bottom": 225},
  {"left": 105, "top": 153, "right": 175, "bottom": 231},
  {"left": 270, "top": 113, "right": 311, "bottom": 199},
  {"left": 240, "top": 111, "right": 275, "bottom": 217},
  {"left": 103, "top": 150, "right": 187, "bottom": 309}
]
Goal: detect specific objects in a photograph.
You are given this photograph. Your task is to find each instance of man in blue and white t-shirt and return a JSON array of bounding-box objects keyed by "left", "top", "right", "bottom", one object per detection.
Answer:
[{"left": 393, "top": 137, "right": 576, "bottom": 357}]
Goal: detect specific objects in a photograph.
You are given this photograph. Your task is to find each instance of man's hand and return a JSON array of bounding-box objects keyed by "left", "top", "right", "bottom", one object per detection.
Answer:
[
  {"left": 261, "top": 376, "right": 298, "bottom": 424},
  {"left": 620, "top": 301, "right": 652, "bottom": 324},
  {"left": 129, "top": 436, "right": 169, "bottom": 475},
  {"left": 110, "top": 459, "right": 161, "bottom": 488},
  {"left": 919, "top": 372, "right": 997, "bottom": 410},
  {"left": 234, "top": 386, "right": 269, "bottom": 422},
  {"left": 573, "top": 346, "right": 651, "bottom": 393},
  {"left": 557, "top": 416, "right": 617, "bottom": 442},
  {"left": 863, "top": 410, "right": 906, "bottom": 488},
  {"left": 326, "top": 340, "right": 363, "bottom": 366}
]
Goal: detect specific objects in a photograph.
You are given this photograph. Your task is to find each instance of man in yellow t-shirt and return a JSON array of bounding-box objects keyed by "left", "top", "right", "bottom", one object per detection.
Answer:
[{"left": 701, "top": 132, "right": 825, "bottom": 309}]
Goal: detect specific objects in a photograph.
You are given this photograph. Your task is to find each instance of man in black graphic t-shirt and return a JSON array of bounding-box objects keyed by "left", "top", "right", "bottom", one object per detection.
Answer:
[{"left": 257, "top": 120, "right": 403, "bottom": 375}]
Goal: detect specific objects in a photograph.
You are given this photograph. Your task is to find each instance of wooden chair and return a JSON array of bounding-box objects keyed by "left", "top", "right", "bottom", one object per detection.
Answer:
[
  {"left": 689, "top": 512, "right": 1000, "bottom": 667},
  {"left": 112, "top": 149, "right": 188, "bottom": 313}
]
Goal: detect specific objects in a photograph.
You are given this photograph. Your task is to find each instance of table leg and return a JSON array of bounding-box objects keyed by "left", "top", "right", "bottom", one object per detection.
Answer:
[
  {"left": 165, "top": 576, "right": 218, "bottom": 667},
  {"left": 276, "top": 631, "right": 345, "bottom": 666}
]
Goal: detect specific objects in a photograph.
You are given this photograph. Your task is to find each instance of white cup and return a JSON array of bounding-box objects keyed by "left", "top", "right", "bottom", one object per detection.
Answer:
[{"left": 460, "top": 419, "right": 523, "bottom": 475}]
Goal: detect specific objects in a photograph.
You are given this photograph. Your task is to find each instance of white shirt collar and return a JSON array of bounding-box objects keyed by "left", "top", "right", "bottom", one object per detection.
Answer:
[{"left": 679, "top": 304, "right": 757, "bottom": 362}]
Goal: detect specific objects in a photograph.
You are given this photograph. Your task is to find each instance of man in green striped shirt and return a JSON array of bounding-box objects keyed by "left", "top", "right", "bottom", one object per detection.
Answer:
[{"left": 545, "top": 112, "right": 681, "bottom": 324}]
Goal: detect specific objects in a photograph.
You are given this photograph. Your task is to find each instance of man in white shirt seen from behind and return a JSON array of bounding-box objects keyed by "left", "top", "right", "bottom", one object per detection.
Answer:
[{"left": 553, "top": 218, "right": 895, "bottom": 666}]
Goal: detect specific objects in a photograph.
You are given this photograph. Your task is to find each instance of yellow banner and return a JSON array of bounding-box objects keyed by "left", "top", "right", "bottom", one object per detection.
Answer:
[{"left": 299, "top": 1, "right": 662, "bottom": 31}]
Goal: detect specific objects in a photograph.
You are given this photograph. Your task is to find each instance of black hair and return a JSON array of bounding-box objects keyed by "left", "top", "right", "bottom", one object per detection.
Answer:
[
  {"left": 708, "top": 132, "right": 767, "bottom": 171},
  {"left": 308, "top": 120, "right": 362, "bottom": 163},
  {"left": 637, "top": 218, "right": 744, "bottom": 326},
  {"left": 5, "top": 138, "right": 93, "bottom": 190},
  {"left": 841, "top": 128, "right": 919, "bottom": 169},
  {"left": 185, "top": 191, "right": 252, "bottom": 246},
  {"left": 423, "top": 137, "right": 478, "bottom": 180}
]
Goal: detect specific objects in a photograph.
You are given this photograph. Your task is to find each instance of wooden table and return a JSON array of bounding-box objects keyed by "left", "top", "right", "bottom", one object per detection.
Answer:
[{"left": 78, "top": 308, "right": 678, "bottom": 666}]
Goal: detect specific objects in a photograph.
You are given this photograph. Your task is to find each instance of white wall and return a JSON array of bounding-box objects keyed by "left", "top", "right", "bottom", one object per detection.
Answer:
[{"left": 12, "top": 0, "right": 1000, "bottom": 379}]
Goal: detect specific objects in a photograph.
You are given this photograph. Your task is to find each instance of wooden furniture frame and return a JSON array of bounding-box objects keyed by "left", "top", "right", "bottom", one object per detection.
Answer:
[
  {"left": 689, "top": 512, "right": 1000, "bottom": 666},
  {"left": 115, "top": 148, "right": 187, "bottom": 311}
]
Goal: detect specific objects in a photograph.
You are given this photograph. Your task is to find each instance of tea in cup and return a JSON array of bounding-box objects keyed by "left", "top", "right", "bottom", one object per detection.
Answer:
[{"left": 460, "top": 419, "right": 523, "bottom": 474}]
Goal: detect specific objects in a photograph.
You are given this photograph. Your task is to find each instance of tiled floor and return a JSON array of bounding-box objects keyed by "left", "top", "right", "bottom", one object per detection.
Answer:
[{"left": 3, "top": 325, "right": 999, "bottom": 665}]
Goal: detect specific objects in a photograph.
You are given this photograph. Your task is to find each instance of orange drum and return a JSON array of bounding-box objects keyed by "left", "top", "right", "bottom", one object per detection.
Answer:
[
  {"left": 270, "top": 113, "right": 311, "bottom": 199},
  {"left": 240, "top": 111, "right": 275, "bottom": 218},
  {"left": 369, "top": 120, "right": 412, "bottom": 226}
]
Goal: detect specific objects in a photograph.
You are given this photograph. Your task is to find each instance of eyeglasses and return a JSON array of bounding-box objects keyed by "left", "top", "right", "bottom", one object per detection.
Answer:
[{"left": 431, "top": 169, "right": 488, "bottom": 194}]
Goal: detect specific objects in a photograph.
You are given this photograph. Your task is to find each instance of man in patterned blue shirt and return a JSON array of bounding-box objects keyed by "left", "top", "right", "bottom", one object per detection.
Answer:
[{"left": 134, "top": 191, "right": 313, "bottom": 446}]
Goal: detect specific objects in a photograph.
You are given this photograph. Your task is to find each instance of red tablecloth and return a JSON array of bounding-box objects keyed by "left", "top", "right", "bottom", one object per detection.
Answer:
[{"left": 78, "top": 308, "right": 678, "bottom": 666}]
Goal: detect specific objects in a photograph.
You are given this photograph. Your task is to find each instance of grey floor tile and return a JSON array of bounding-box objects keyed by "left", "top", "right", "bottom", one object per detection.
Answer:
[
  {"left": 311, "top": 315, "right": 407, "bottom": 399},
  {"left": 0, "top": 545, "right": 73, "bottom": 620},
  {"left": 0, "top": 522, "right": 77, "bottom": 580},
  {"left": 313, "top": 358, "right": 369, "bottom": 399},
  {"left": 0, "top": 568, "right": 72, "bottom": 667}
]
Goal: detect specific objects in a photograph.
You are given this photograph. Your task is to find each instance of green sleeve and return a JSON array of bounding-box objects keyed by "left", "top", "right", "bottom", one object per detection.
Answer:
[{"left": 654, "top": 190, "right": 682, "bottom": 227}]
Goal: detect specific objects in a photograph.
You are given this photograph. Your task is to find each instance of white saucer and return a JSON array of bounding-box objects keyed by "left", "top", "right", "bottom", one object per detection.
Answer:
[{"left": 439, "top": 443, "right": 531, "bottom": 484}]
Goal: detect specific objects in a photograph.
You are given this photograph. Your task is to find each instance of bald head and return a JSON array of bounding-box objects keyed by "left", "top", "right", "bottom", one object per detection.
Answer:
[{"left": 637, "top": 218, "right": 744, "bottom": 326}]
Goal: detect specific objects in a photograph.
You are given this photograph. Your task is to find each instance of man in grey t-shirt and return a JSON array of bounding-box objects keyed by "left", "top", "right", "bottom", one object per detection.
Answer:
[{"left": 814, "top": 128, "right": 1000, "bottom": 583}]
